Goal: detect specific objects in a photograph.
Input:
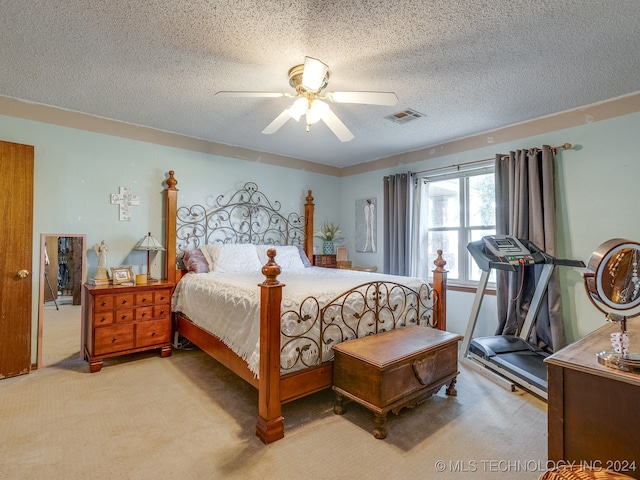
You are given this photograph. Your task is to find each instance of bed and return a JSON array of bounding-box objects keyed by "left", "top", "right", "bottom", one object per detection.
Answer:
[{"left": 163, "top": 171, "right": 449, "bottom": 443}]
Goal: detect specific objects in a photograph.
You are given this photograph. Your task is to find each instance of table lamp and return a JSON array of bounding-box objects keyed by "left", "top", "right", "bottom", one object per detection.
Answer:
[{"left": 135, "top": 232, "right": 165, "bottom": 283}]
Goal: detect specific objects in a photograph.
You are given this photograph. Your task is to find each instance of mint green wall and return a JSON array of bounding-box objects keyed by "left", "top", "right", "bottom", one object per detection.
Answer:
[
  {"left": 339, "top": 111, "right": 640, "bottom": 344},
  {"left": 3, "top": 109, "right": 639, "bottom": 362},
  {"left": 0, "top": 115, "right": 340, "bottom": 362}
]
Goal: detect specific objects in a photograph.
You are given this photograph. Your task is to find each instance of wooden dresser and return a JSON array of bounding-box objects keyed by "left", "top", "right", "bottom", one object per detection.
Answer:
[
  {"left": 332, "top": 325, "right": 462, "bottom": 439},
  {"left": 313, "top": 254, "right": 337, "bottom": 268},
  {"left": 546, "top": 321, "right": 640, "bottom": 478},
  {"left": 82, "top": 280, "right": 174, "bottom": 372}
]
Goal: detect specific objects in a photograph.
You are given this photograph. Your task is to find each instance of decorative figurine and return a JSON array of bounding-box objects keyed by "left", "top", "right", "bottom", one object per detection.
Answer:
[{"left": 93, "top": 240, "right": 109, "bottom": 282}]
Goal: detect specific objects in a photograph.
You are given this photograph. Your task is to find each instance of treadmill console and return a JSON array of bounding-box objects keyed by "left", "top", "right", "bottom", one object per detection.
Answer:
[
  {"left": 482, "top": 235, "right": 535, "bottom": 265},
  {"left": 467, "top": 235, "right": 546, "bottom": 272}
]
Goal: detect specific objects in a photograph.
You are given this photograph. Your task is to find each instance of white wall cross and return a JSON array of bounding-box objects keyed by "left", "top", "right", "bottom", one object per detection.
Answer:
[{"left": 110, "top": 186, "right": 140, "bottom": 221}]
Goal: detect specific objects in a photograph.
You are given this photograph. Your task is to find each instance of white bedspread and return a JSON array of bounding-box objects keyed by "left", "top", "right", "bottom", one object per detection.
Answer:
[{"left": 172, "top": 267, "right": 429, "bottom": 376}]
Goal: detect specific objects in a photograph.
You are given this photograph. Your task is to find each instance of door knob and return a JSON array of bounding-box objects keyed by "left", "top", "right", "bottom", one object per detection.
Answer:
[{"left": 17, "top": 269, "right": 30, "bottom": 278}]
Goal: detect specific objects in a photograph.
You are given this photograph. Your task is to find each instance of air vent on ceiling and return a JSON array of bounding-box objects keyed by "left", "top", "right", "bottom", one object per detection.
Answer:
[{"left": 384, "top": 108, "right": 425, "bottom": 125}]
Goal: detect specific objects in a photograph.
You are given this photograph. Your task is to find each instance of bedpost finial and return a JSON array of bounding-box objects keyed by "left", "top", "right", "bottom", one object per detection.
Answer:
[
  {"left": 261, "top": 248, "right": 281, "bottom": 285},
  {"left": 306, "top": 190, "right": 314, "bottom": 205},
  {"left": 166, "top": 170, "right": 178, "bottom": 190},
  {"left": 433, "top": 249, "right": 447, "bottom": 272}
]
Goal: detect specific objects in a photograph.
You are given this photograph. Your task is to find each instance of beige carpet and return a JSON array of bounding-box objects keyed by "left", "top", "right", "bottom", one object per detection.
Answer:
[{"left": 0, "top": 305, "right": 549, "bottom": 480}]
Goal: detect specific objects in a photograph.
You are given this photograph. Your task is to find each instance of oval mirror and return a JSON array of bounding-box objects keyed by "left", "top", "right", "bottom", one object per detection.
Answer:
[
  {"left": 583, "top": 238, "right": 640, "bottom": 373},
  {"left": 584, "top": 238, "right": 640, "bottom": 313}
]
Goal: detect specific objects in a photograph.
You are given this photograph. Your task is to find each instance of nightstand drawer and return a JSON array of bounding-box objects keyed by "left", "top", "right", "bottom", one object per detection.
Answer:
[
  {"left": 153, "top": 304, "right": 170, "bottom": 319},
  {"left": 114, "top": 309, "right": 134, "bottom": 323},
  {"left": 136, "top": 319, "right": 171, "bottom": 348},
  {"left": 94, "top": 324, "right": 135, "bottom": 355},
  {"left": 135, "top": 291, "right": 154, "bottom": 305},
  {"left": 94, "top": 311, "right": 114, "bottom": 326},
  {"left": 135, "top": 306, "right": 154, "bottom": 321},
  {"left": 115, "top": 293, "right": 135, "bottom": 309},
  {"left": 95, "top": 296, "right": 114, "bottom": 312},
  {"left": 154, "top": 289, "right": 172, "bottom": 304}
]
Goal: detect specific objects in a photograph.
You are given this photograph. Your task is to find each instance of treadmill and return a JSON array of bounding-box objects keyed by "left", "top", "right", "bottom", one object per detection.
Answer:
[{"left": 462, "top": 235, "right": 584, "bottom": 399}]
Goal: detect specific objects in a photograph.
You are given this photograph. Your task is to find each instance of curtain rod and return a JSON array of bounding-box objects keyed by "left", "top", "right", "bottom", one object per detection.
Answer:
[{"left": 413, "top": 143, "right": 572, "bottom": 177}]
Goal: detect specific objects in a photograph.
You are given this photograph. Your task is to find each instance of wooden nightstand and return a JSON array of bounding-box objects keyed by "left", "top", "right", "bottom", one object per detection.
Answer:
[
  {"left": 313, "top": 254, "right": 337, "bottom": 268},
  {"left": 82, "top": 280, "right": 174, "bottom": 372}
]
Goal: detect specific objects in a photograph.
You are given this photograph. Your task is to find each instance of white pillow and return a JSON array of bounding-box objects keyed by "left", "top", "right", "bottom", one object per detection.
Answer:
[
  {"left": 201, "top": 244, "right": 262, "bottom": 273},
  {"left": 256, "top": 245, "right": 305, "bottom": 271}
]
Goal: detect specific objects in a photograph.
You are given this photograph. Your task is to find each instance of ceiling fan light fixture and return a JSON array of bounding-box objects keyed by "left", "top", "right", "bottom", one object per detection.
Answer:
[
  {"left": 306, "top": 99, "right": 329, "bottom": 125},
  {"left": 287, "top": 98, "right": 307, "bottom": 120},
  {"left": 301, "top": 57, "right": 329, "bottom": 92},
  {"left": 222, "top": 56, "right": 395, "bottom": 142}
]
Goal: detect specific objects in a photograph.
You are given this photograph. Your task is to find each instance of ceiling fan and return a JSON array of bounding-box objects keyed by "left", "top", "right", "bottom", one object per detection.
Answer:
[{"left": 215, "top": 57, "right": 398, "bottom": 142}]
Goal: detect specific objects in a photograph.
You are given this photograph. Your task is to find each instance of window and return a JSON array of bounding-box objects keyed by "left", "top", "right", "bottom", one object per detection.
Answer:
[{"left": 414, "top": 164, "right": 495, "bottom": 285}]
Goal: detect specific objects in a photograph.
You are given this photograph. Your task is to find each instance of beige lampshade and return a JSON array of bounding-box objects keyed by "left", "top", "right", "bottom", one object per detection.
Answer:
[{"left": 135, "top": 232, "right": 165, "bottom": 252}]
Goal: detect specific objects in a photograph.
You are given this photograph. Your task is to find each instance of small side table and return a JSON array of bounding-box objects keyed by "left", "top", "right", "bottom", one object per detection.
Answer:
[
  {"left": 313, "top": 254, "right": 337, "bottom": 268},
  {"left": 82, "top": 280, "right": 174, "bottom": 372}
]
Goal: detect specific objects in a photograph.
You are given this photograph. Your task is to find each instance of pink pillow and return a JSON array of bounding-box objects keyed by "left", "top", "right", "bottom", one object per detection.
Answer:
[{"left": 182, "top": 249, "right": 209, "bottom": 274}]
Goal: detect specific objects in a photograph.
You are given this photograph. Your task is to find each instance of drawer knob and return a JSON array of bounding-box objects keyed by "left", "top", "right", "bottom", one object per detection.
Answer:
[
  {"left": 121, "top": 299, "right": 128, "bottom": 304},
  {"left": 151, "top": 332, "right": 156, "bottom": 337},
  {"left": 101, "top": 301, "right": 107, "bottom": 306},
  {"left": 141, "top": 312, "right": 147, "bottom": 317},
  {"left": 121, "top": 315, "right": 127, "bottom": 320},
  {"left": 159, "top": 309, "right": 165, "bottom": 315},
  {"left": 112, "top": 337, "right": 118, "bottom": 343},
  {"left": 100, "top": 317, "right": 107, "bottom": 323}
]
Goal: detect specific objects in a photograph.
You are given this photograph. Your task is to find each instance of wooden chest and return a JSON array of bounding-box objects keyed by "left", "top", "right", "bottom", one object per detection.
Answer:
[
  {"left": 313, "top": 254, "right": 337, "bottom": 268},
  {"left": 82, "top": 280, "right": 174, "bottom": 372},
  {"left": 332, "top": 325, "right": 462, "bottom": 438}
]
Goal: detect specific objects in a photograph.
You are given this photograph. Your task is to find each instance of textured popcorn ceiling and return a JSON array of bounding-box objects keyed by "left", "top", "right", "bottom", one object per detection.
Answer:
[{"left": 1, "top": 0, "right": 639, "bottom": 167}]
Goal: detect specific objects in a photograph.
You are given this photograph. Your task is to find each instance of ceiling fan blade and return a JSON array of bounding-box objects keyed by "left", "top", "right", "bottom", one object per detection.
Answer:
[
  {"left": 215, "top": 91, "right": 291, "bottom": 98},
  {"left": 326, "top": 91, "right": 398, "bottom": 106},
  {"left": 262, "top": 108, "right": 294, "bottom": 135},
  {"left": 301, "top": 57, "right": 329, "bottom": 92},
  {"left": 321, "top": 108, "right": 355, "bottom": 142}
]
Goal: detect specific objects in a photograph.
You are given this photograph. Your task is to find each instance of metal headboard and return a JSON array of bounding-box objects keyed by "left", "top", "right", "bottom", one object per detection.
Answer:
[{"left": 175, "top": 182, "right": 307, "bottom": 253}]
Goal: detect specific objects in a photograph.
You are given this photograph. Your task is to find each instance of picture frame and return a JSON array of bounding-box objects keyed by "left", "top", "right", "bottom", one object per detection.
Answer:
[
  {"left": 110, "top": 266, "right": 134, "bottom": 285},
  {"left": 336, "top": 246, "right": 349, "bottom": 262}
]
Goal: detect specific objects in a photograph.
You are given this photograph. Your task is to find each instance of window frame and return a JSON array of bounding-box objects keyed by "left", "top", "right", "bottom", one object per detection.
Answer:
[{"left": 414, "top": 162, "right": 495, "bottom": 287}]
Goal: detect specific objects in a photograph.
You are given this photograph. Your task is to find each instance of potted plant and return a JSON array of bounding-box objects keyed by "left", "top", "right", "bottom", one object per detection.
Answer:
[{"left": 315, "top": 221, "right": 342, "bottom": 254}]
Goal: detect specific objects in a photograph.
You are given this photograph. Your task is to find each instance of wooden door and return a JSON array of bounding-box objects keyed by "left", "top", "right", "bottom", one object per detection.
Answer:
[{"left": 0, "top": 140, "right": 34, "bottom": 379}]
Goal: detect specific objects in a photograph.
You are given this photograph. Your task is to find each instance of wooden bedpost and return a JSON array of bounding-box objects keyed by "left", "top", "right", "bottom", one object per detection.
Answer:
[
  {"left": 256, "top": 248, "right": 285, "bottom": 443},
  {"left": 164, "top": 171, "right": 178, "bottom": 284},
  {"left": 304, "top": 190, "right": 314, "bottom": 263},
  {"left": 432, "top": 249, "right": 448, "bottom": 331}
]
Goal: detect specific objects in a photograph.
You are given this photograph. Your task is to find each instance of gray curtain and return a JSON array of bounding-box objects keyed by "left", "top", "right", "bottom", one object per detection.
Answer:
[
  {"left": 383, "top": 173, "right": 411, "bottom": 275},
  {"left": 495, "top": 145, "right": 566, "bottom": 352}
]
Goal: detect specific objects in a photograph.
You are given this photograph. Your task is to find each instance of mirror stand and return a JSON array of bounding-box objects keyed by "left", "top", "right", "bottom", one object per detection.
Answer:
[{"left": 596, "top": 316, "right": 640, "bottom": 373}]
